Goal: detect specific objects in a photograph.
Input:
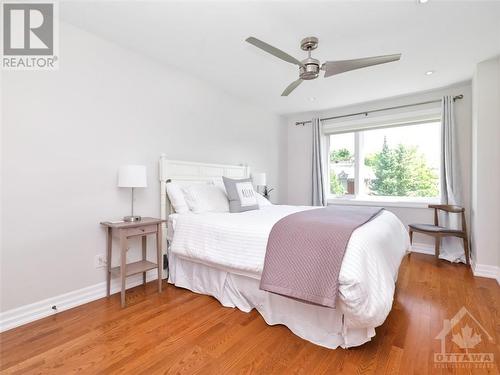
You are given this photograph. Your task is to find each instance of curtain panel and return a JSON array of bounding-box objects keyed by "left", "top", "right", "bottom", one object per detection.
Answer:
[
  {"left": 440, "top": 95, "right": 466, "bottom": 263},
  {"left": 312, "top": 118, "right": 327, "bottom": 206}
]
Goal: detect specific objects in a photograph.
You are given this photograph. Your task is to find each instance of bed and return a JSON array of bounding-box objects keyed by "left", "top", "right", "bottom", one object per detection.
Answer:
[{"left": 159, "top": 155, "right": 410, "bottom": 349}]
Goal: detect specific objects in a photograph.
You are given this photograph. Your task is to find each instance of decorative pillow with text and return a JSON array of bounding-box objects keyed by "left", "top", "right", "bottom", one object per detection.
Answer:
[{"left": 222, "top": 177, "right": 259, "bottom": 213}]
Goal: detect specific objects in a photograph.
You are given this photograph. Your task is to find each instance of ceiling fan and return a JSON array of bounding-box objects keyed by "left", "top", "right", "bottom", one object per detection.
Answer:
[{"left": 245, "top": 36, "right": 401, "bottom": 96}]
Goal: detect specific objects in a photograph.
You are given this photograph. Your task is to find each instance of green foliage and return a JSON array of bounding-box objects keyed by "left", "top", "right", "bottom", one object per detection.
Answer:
[
  {"left": 330, "top": 173, "right": 345, "bottom": 196},
  {"left": 367, "top": 137, "right": 439, "bottom": 197},
  {"left": 330, "top": 148, "right": 353, "bottom": 163},
  {"left": 364, "top": 153, "right": 377, "bottom": 167}
]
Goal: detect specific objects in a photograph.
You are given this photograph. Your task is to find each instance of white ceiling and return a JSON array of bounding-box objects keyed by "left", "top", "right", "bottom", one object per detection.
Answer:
[{"left": 61, "top": 1, "right": 500, "bottom": 115}]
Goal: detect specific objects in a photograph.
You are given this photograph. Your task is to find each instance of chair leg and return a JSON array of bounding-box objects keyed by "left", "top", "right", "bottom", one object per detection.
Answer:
[
  {"left": 408, "top": 230, "right": 413, "bottom": 258},
  {"left": 434, "top": 237, "right": 440, "bottom": 261},
  {"left": 463, "top": 236, "right": 470, "bottom": 266}
]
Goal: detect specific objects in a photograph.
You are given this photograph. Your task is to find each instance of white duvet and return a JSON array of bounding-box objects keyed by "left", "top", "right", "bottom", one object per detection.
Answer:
[{"left": 169, "top": 205, "right": 409, "bottom": 327}]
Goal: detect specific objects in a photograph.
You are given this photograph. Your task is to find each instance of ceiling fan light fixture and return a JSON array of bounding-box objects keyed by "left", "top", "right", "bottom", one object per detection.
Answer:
[
  {"left": 425, "top": 70, "right": 435, "bottom": 75},
  {"left": 299, "top": 57, "right": 320, "bottom": 80}
]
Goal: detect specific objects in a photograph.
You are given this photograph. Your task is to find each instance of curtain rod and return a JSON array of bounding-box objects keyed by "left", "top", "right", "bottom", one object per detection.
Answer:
[{"left": 295, "top": 94, "right": 463, "bottom": 126}]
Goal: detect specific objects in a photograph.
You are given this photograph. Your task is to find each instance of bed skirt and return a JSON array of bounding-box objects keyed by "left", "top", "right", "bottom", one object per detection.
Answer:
[{"left": 168, "top": 253, "right": 376, "bottom": 349}]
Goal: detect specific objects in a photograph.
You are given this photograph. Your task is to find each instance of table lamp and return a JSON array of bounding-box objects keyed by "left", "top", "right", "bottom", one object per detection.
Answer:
[
  {"left": 118, "top": 165, "right": 147, "bottom": 222},
  {"left": 253, "top": 172, "right": 267, "bottom": 189},
  {"left": 253, "top": 172, "right": 273, "bottom": 199}
]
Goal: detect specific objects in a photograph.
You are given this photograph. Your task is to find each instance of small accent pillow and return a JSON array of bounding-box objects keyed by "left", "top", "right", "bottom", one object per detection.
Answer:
[
  {"left": 182, "top": 184, "right": 229, "bottom": 213},
  {"left": 222, "top": 177, "right": 259, "bottom": 213},
  {"left": 166, "top": 182, "right": 190, "bottom": 214}
]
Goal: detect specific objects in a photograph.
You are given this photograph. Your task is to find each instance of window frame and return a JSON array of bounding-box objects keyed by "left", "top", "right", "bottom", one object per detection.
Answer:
[{"left": 326, "top": 119, "right": 442, "bottom": 208}]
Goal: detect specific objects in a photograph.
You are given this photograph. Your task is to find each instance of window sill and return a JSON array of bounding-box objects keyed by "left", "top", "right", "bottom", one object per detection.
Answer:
[{"left": 327, "top": 196, "right": 439, "bottom": 209}]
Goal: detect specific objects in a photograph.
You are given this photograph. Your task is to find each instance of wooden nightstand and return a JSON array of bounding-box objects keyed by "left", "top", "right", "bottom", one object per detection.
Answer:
[{"left": 100, "top": 217, "right": 166, "bottom": 307}]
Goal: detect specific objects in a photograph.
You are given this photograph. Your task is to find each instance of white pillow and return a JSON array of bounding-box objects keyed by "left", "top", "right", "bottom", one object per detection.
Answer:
[
  {"left": 166, "top": 182, "right": 189, "bottom": 214},
  {"left": 256, "top": 193, "right": 272, "bottom": 208},
  {"left": 182, "top": 184, "right": 229, "bottom": 213},
  {"left": 211, "top": 177, "right": 226, "bottom": 193}
]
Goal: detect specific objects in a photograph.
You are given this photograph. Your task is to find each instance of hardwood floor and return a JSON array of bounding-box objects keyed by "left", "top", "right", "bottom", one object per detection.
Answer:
[{"left": 1, "top": 253, "right": 499, "bottom": 374}]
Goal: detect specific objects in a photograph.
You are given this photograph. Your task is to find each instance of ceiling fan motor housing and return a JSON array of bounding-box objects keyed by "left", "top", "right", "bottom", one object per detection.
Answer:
[{"left": 300, "top": 57, "right": 320, "bottom": 80}]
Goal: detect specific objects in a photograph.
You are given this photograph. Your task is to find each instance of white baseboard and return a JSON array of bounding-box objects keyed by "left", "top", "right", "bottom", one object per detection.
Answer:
[
  {"left": 0, "top": 272, "right": 161, "bottom": 332},
  {"left": 411, "top": 242, "right": 500, "bottom": 285},
  {"left": 409, "top": 242, "right": 435, "bottom": 255},
  {"left": 472, "top": 262, "right": 500, "bottom": 285}
]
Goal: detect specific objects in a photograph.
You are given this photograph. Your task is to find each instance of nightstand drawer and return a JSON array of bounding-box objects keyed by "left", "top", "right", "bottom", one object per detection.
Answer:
[{"left": 123, "top": 224, "right": 157, "bottom": 237}]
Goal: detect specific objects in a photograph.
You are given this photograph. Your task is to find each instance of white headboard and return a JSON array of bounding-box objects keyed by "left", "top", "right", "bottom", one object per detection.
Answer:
[{"left": 158, "top": 154, "right": 250, "bottom": 222}]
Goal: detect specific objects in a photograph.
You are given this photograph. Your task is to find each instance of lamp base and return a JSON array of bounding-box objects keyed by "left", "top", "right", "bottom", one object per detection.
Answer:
[{"left": 123, "top": 215, "right": 142, "bottom": 222}]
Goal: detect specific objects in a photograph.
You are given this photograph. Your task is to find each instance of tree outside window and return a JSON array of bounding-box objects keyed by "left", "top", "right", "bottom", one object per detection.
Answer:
[{"left": 365, "top": 137, "right": 439, "bottom": 197}]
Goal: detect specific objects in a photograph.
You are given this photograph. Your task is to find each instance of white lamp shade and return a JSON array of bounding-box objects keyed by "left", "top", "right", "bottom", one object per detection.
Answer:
[
  {"left": 253, "top": 172, "right": 267, "bottom": 186},
  {"left": 118, "top": 165, "right": 147, "bottom": 188}
]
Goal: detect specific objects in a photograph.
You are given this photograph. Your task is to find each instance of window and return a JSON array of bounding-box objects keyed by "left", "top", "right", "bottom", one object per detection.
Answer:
[{"left": 328, "top": 121, "right": 441, "bottom": 203}]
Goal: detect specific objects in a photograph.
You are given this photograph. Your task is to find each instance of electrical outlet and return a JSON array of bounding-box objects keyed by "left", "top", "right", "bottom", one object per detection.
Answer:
[{"left": 94, "top": 254, "right": 107, "bottom": 268}]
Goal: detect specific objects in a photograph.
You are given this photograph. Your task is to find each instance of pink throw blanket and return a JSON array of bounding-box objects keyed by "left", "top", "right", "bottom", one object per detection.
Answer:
[{"left": 260, "top": 205, "right": 383, "bottom": 308}]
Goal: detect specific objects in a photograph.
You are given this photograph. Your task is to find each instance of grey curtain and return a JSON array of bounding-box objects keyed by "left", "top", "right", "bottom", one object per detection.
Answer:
[
  {"left": 440, "top": 96, "right": 465, "bottom": 262},
  {"left": 441, "top": 96, "right": 461, "bottom": 204},
  {"left": 312, "top": 118, "right": 327, "bottom": 206}
]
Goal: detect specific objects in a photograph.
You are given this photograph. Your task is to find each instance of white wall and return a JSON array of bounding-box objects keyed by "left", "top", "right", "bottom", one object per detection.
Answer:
[
  {"left": 471, "top": 56, "right": 500, "bottom": 269},
  {"left": 0, "top": 22, "right": 285, "bottom": 312},
  {"left": 285, "top": 83, "right": 472, "bottom": 247}
]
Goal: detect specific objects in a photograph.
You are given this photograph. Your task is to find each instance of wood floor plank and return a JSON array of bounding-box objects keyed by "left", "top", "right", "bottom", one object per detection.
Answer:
[{"left": 1, "top": 253, "right": 499, "bottom": 375}]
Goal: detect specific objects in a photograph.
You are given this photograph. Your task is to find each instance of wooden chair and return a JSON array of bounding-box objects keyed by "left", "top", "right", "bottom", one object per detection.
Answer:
[{"left": 408, "top": 205, "right": 470, "bottom": 265}]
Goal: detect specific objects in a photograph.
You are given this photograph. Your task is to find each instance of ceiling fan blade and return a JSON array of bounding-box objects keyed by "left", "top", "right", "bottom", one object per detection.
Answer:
[
  {"left": 246, "top": 37, "right": 304, "bottom": 67},
  {"left": 322, "top": 54, "right": 401, "bottom": 78},
  {"left": 281, "top": 79, "right": 303, "bottom": 96}
]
